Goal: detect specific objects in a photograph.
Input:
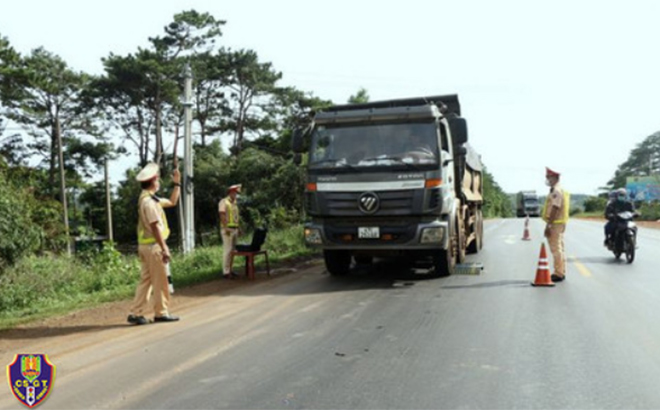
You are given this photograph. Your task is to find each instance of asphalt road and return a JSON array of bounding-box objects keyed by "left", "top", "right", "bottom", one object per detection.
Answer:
[{"left": 3, "top": 218, "right": 660, "bottom": 409}]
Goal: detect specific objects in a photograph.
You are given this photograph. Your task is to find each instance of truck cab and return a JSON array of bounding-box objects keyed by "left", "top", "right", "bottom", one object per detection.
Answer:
[
  {"left": 292, "top": 95, "right": 483, "bottom": 277},
  {"left": 516, "top": 191, "right": 540, "bottom": 217}
]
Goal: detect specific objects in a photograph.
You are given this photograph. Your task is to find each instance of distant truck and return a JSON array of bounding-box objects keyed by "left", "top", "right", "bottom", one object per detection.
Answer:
[
  {"left": 291, "top": 94, "right": 483, "bottom": 277},
  {"left": 516, "top": 191, "right": 540, "bottom": 217}
]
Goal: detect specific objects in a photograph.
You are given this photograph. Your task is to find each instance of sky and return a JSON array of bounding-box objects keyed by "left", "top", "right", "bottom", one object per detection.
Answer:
[{"left": 1, "top": 0, "right": 659, "bottom": 195}]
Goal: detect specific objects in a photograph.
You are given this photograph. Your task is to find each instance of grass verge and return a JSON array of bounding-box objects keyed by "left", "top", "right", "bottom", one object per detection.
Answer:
[{"left": 0, "top": 225, "right": 317, "bottom": 330}]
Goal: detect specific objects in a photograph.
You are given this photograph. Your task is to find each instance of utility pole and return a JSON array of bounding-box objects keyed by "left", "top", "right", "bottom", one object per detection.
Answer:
[
  {"left": 104, "top": 158, "right": 114, "bottom": 243},
  {"left": 56, "top": 117, "right": 71, "bottom": 256},
  {"left": 182, "top": 63, "right": 195, "bottom": 254}
]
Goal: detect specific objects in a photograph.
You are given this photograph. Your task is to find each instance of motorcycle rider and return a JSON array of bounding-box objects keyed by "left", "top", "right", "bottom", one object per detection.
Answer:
[{"left": 604, "top": 187, "right": 635, "bottom": 247}]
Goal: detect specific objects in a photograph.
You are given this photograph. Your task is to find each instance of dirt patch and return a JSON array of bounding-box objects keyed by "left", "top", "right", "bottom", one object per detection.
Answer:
[{"left": 0, "top": 256, "right": 323, "bottom": 353}]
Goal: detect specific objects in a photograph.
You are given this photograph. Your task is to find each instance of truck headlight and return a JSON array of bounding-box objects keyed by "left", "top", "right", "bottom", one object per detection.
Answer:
[
  {"left": 304, "top": 228, "right": 322, "bottom": 245},
  {"left": 420, "top": 227, "right": 444, "bottom": 243}
]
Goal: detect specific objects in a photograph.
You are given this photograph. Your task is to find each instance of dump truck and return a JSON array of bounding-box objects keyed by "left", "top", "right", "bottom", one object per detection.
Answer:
[
  {"left": 516, "top": 191, "right": 540, "bottom": 217},
  {"left": 291, "top": 94, "right": 484, "bottom": 276}
]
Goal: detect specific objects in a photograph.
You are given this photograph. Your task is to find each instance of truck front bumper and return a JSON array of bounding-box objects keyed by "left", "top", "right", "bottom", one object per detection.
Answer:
[{"left": 304, "top": 219, "right": 449, "bottom": 250}]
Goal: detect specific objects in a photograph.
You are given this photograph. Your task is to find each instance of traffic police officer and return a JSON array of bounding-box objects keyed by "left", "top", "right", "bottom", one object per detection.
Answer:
[
  {"left": 542, "top": 167, "right": 570, "bottom": 283},
  {"left": 127, "top": 162, "right": 181, "bottom": 325},
  {"left": 219, "top": 184, "right": 241, "bottom": 279}
]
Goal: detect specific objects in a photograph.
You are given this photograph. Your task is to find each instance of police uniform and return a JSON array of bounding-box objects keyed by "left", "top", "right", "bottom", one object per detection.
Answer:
[
  {"left": 127, "top": 163, "right": 179, "bottom": 325},
  {"left": 542, "top": 167, "right": 570, "bottom": 281},
  {"left": 219, "top": 184, "right": 241, "bottom": 277}
]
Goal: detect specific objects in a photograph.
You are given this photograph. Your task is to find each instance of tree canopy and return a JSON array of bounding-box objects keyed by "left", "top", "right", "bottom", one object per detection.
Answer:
[{"left": 607, "top": 131, "right": 660, "bottom": 190}]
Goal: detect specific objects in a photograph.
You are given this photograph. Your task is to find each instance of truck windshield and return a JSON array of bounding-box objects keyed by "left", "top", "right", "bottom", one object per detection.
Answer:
[{"left": 309, "top": 122, "right": 439, "bottom": 169}]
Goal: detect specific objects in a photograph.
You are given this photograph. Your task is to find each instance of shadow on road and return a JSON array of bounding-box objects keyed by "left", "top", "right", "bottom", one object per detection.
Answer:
[
  {"left": 441, "top": 280, "right": 530, "bottom": 289},
  {"left": 235, "top": 257, "right": 445, "bottom": 296},
  {"left": 570, "top": 256, "right": 633, "bottom": 265},
  {"left": 130, "top": 255, "right": 467, "bottom": 302},
  {"left": 0, "top": 324, "right": 129, "bottom": 340}
]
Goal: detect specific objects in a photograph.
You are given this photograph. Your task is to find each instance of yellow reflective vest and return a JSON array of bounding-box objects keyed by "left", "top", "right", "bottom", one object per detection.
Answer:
[
  {"left": 222, "top": 197, "right": 239, "bottom": 228},
  {"left": 542, "top": 189, "right": 570, "bottom": 224},
  {"left": 137, "top": 191, "right": 170, "bottom": 245}
]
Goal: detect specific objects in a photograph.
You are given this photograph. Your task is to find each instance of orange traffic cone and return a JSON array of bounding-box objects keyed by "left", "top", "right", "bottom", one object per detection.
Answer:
[
  {"left": 522, "top": 215, "right": 531, "bottom": 241},
  {"left": 531, "top": 243, "right": 555, "bottom": 287}
]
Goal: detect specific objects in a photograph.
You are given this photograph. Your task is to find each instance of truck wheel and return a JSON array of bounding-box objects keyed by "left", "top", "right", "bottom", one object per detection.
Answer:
[
  {"left": 466, "top": 209, "right": 483, "bottom": 254},
  {"left": 477, "top": 210, "right": 484, "bottom": 250},
  {"left": 433, "top": 218, "right": 456, "bottom": 277},
  {"left": 324, "top": 250, "right": 351, "bottom": 276},
  {"left": 456, "top": 215, "right": 466, "bottom": 263}
]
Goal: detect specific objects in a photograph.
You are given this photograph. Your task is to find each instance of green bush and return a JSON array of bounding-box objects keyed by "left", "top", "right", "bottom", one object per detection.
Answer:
[
  {"left": 0, "top": 254, "right": 82, "bottom": 313},
  {"left": 80, "top": 242, "right": 139, "bottom": 292},
  {"left": 482, "top": 168, "right": 513, "bottom": 218},
  {"left": 267, "top": 206, "right": 302, "bottom": 231},
  {"left": 583, "top": 196, "right": 607, "bottom": 213},
  {"left": 638, "top": 201, "right": 660, "bottom": 221},
  {"left": 0, "top": 242, "right": 139, "bottom": 315},
  {"left": 0, "top": 174, "right": 47, "bottom": 268},
  {"left": 570, "top": 206, "right": 583, "bottom": 216}
]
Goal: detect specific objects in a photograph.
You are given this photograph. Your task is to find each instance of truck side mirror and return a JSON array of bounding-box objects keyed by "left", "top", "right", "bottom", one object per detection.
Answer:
[
  {"left": 449, "top": 117, "right": 468, "bottom": 145},
  {"left": 291, "top": 128, "right": 305, "bottom": 153},
  {"left": 292, "top": 123, "right": 313, "bottom": 153},
  {"left": 293, "top": 153, "right": 302, "bottom": 165}
]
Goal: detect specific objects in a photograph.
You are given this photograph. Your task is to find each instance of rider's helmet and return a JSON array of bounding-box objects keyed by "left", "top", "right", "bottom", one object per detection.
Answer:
[{"left": 616, "top": 187, "right": 627, "bottom": 200}]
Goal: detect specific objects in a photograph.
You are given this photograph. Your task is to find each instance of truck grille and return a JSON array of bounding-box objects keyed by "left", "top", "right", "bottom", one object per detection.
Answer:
[{"left": 322, "top": 190, "right": 415, "bottom": 216}]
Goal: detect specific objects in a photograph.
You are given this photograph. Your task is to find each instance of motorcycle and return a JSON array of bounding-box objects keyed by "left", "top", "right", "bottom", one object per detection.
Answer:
[{"left": 606, "top": 211, "right": 638, "bottom": 263}]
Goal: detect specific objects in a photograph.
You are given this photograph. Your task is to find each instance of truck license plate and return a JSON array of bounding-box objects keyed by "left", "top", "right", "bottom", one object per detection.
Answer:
[{"left": 358, "top": 227, "right": 380, "bottom": 239}]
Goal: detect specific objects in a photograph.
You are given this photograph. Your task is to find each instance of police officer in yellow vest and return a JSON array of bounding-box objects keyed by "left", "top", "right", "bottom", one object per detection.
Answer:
[
  {"left": 542, "top": 167, "right": 570, "bottom": 283},
  {"left": 219, "top": 184, "right": 241, "bottom": 279},
  {"left": 127, "top": 163, "right": 181, "bottom": 325}
]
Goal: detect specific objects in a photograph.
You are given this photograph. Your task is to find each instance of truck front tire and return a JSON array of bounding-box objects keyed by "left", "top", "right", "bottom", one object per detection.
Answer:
[
  {"left": 324, "top": 250, "right": 351, "bottom": 276},
  {"left": 433, "top": 249, "right": 455, "bottom": 277},
  {"left": 433, "top": 218, "right": 456, "bottom": 277},
  {"left": 466, "top": 209, "right": 483, "bottom": 254},
  {"left": 456, "top": 215, "right": 466, "bottom": 263}
]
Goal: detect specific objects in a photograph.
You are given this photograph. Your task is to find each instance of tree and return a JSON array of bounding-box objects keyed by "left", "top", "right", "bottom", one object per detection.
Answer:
[
  {"left": 90, "top": 10, "right": 227, "bottom": 164},
  {"left": 482, "top": 167, "right": 513, "bottom": 218},
  {"left": 151, "top": 10, "right": 227, "bottom": 148},
  {"left": 348, "top": 87, "right": 369, "bottom": 104},
  {"left": 223, "top": 49, "right": 282, "bottom": 155},
  {"left": 0, "top": 32, "right": 22, "bottom": 107},
  {"left": 269, "top": 86, "right": 332, "bottom": 153},
  {"left": 150, "top": 10, "right": 225, "bottom": 60},
  {"left": 607, "top": 131, "right": 660, "bottom": 189},
  {"left": 90, "top": 49, "right": 181, "bottom": 166},
  {"left": 0, "top": 164, "right": 67, "bottom": 268},
  {"left": 1, "top": 47, "right": 111, "bottom": 252},
  {"left": 3, "top": 47, "right": 106, "bottom": 191},
  {"left": 0, "top": 33, "right": 28, "bottom": 165},
  {"left": 77, "top": 180, "right": 110, "bottom": 236},
  {"left": 191, "top": 140, "right": 231, "bottom": 239},
  {"left": 190, "top": 50, "right": 231, "bottom": 147},
  {"left": 228, "top": 147, "right": 305, "bottom": 227}
]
